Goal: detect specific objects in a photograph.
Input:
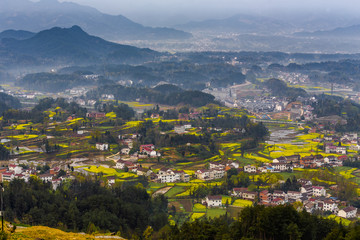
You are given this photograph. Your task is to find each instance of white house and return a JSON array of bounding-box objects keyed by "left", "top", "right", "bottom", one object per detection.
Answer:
[
  {"left": 8, "top": 164, "right": 19, "bottom": 172},
  {"left": 312, "top": 186, "right": 326, "bottom": 197},
  {"left": 271, "top": 163, "right": 293, "bottom": 172},
  {"left": 183, "top": 124, "right": 192, "bottom": 129},
  {"left": 301, "top": 185, "right": 313, "bottom": 196},
  {"left": 121, "top": 148, "right": 131, "bottom": 155},
  {"left": 2, "top": 172, "right": 14, "bottom": 182},
  {"left": 209, "top": 162, "right": 226, "bottom": 170},
  {"left": 177, "top": 170, "right": 190, "bottom": 182},
  {"left": 196, "top": 169, "right": 211, "bottom": 180},
  {"left": 244, "top": 165, "right": 257, "bottom": 173},
  {"left": 338, "top": 206, "right": 357, "bottom": 219},
  {"left": 196, "top": 169, "right": 225, "bottom": 181},
  {"left": 210, "top": 168, "right": 225, "bottom": 180},
  {"left": 325, "top": 145, "right": 347, "bottom": 155},
  {"left": 52, "top": 179, "right": 62, "bottom": 190},
  {"left": 96, "top": 143, "right": 109, "bottom": 151},
  {"left": 157, "top": 168, "right": 180, "bottom": 183},
  {"left": 205, "top": 195, "right": 222, "bottom": 207},
  {"left": 39, "top": 173, "right": 54, "bottom": 183},
  {"left": 287, "top": 191, "right": 302, "bottom": 200},
  {"left": 107, "top": 176, "right": 116, "bottom": 185},
  {"left": 227, "top": 161, "right": 239, "bottom": 169},
  {"left": 232, "top": 188, "right": 247, "bottom": 197},
  {"left": 116, "top": 160, "right": 125, "bottom": 169},
  {"left": 150, "top": 150, "right": 160, "bottom": 158},
  {"left": 174, "top": 126, "right": 186, "bottom": 134},
  {"left": 323, "top": 200, "right": 338, "bottom": 212},
  {"left": 273, "top": 190, "right": 286, "bottom": 199}
]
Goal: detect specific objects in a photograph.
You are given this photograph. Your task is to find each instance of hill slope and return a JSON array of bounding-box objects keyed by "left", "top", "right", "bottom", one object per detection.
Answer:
[
  {"left": 0, "top": 26, "right": 159, "bottom": 65},
  {"left": 295, "top": 24, "right": 360, "bottom": 38},
  {"left": 8, "top": 225, "right": 125, "bottom": 240},
  {"left": 0, "top": 0, "right": 191, "bottom": 41},
  {"left": 0, "top": 30, "right": 35, "bottom": 40},
  {"left": 176, "top": 14, "right": 293, "bottom": 34}
]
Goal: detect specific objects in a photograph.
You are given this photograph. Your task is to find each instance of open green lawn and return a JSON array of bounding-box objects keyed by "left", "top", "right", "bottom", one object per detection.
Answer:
[
  {"left": 279, "top": 171, "right": 302, "bottom": 180},
  {"left": 165, "top": 186, "right": 187, "bottom": 198},
  {"left": 228, "top": 206, "right": 243, "bottom": 219},
  {"left": 206, "top": 208, "right": 227, "bottom": 219}
]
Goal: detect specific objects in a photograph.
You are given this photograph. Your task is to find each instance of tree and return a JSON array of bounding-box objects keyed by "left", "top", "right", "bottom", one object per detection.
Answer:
[{"left": 143, "top": 226, "right": 153, "bottom": 240}]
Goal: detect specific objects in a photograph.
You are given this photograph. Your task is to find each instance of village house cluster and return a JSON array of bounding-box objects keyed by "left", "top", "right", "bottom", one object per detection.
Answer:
[
  {"left": 0, "top": 160, "right": 73, "bottom": 190},
  {"left": 203, "top": 178, "right": 357, "bottom": 220}
]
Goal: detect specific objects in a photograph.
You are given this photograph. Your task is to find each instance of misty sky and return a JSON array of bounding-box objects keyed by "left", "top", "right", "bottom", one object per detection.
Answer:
[{"left": 56, "top": 0, "right": 359, "bottom": 26}]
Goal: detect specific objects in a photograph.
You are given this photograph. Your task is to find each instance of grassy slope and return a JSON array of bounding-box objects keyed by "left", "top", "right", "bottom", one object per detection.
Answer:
[{"left": 9, "top": 225, "right": 125, "bottom": 240}]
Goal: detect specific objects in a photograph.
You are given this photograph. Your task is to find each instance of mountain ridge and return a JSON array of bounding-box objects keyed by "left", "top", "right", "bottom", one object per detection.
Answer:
[
  {"left": 294, "top": 24, "right": 360, "bottom": 38},
  {"left": 0, "top": 29, "right": 35, "bottom": 40},
  {"left": 0, "top": 25, "right": 160, "bottom": 65},
  {"left": 0, "top": 0, "right": 192, "bottom": 41}
]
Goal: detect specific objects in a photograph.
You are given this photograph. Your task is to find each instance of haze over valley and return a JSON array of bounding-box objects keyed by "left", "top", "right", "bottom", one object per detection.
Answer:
[{"left": 1, "top": 1, "right": 360, "bottom": 239}]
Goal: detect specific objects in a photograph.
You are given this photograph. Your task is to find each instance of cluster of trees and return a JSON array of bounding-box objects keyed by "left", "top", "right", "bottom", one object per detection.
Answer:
[
  {"left": 4, "top": 178, "right": 168, "bottom": 238},
  {"left": 264, "top": 78, "right": 308, "bottom": 99},
  {"left": 34, "top": 98, "right": 87, "bottom": 118},
  {"left": 95, "top": 62, "right": 246, "bottom": 89},
  {"left": 89, "top": 130, "right": 117, "bottom": 145},
  {"left": 312, "top": 94, "right": 360, "bottom": 132},
  {"left": 166, "top": 205, "right": 360, "bottom": 240},
  {"left": 96, "top": 102, "right": 135, "bottom": 120},
  {"left": 2, "top": 97, "right": 88, "bottom": 124},
  {"left": 2, "top": 109, "right": 45, "bottom": 123},
  {"left": 0, "top": 144, "right": 10, "bottom": 160},
  {"left": 135, "top": 120, "right": 213, "bottom": 148},
  {"left": 6, "top": 177, "right": 360, "bottom": 239},
  {"left": 279, "top": 176, "right": 301, "bottom": 192},
  {"left": 0, "top": 92, "right": 21, "bottom": 115},
  {"left": 17, "top": 72, "right": 118, "bottom": 93},
  {"left": 176, "top": 144, "right": 216, "bottom": 160},
  {"left": 86, "top": 85, "right": 217, "bottom": 107},
  {"left": 18, "top": 73, "right": 95, "bottom": 92},
  {"left": 344, "top": 160, "right": 360, "bottom": 168}
]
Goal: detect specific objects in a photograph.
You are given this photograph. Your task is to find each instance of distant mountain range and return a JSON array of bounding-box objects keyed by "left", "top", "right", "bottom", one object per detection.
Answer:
[
  {"left": 175, "top": 14, "right": 294, "bottom": 34},
  {"left": 294, "top": 24, "right": 360, "bottom": 38},
  {"left": 0, "top": 0, "right": 192, "bottom": 41},
  {"left": 0, "top": 26, "right": 160, "bottom": 66},
  {"left": 175, "top": 12, "right": 360, "bottom": 37}
]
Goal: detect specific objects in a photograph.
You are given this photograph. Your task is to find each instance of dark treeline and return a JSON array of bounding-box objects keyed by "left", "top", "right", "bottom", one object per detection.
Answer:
[
  {"left": 4, "top": 178, "right": 168, "bottom": 237},
  {"left": 343, "top": 160, "right": 360, "bottom": 168},
  {"left": 86, "top": 85, "right": 217, "bottom": 107},
  {"left": 34, "top": 97, "right": 87, "bottom": 117},
  {"left": 96, "top": 102, "right": 135, "bottom": 120},
  {"left": 2, "top": 109, "right": 45, "bottom": 123},
  {"left": 68, "top": 62, "right": 245, "bottom": 90},
  {"left": 18, "top": 72, "right": 116, "bottom": 93},
  {"left": 264, "top": 78, "right": 308, "bottom": 99},
  {"left": 2, "top": 97, "right": 87, "bottom": 123},
  {"left": 134, "top": 115, "right": 267, "bottom": 149},
  {"left": 0, "top": 92, "right": 21, "bottom": 115},
  {"left": 18, "top": 73, "right": 93, "bottom": 92},
  {"left": 312, "top": 94, "right": 360, "bottom": 132},
  {"left": 0, "top": 144, "right": 10, "bottom": 160},
  {"left": 166, "top": 205, "right": 360, "bottom": 240}
]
